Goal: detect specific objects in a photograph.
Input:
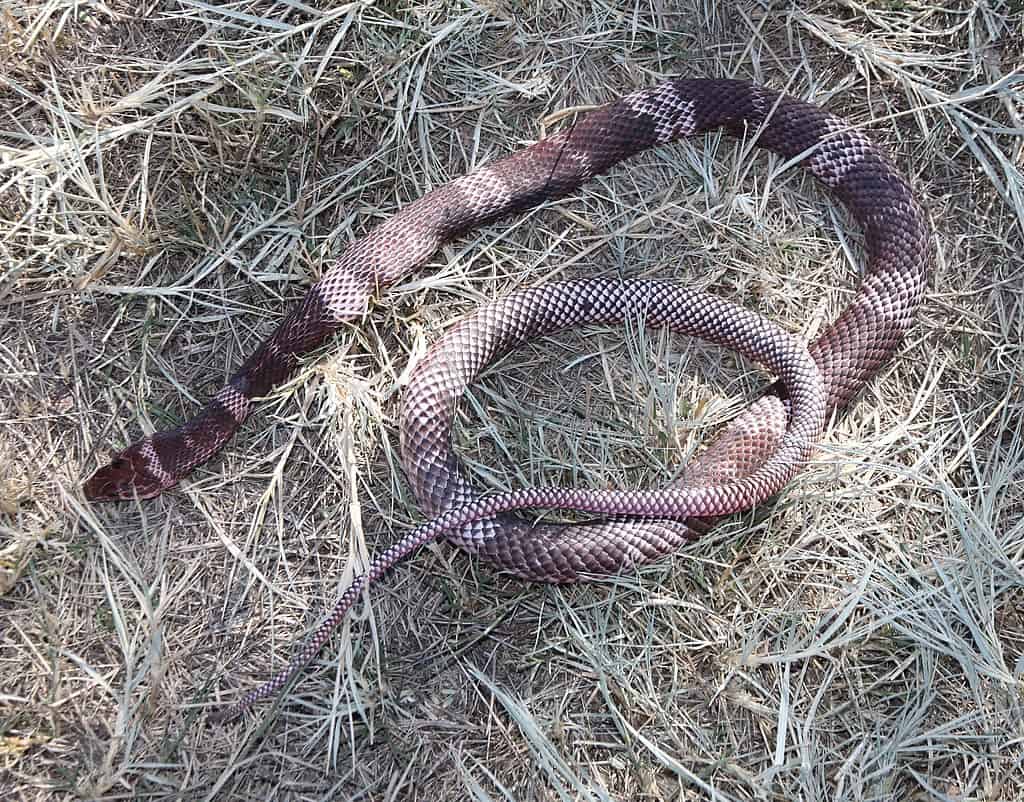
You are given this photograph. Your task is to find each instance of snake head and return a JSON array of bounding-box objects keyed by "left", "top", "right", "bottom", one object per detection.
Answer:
[{"left": 83, "top": 440, "right": 172, "bottom": 502}]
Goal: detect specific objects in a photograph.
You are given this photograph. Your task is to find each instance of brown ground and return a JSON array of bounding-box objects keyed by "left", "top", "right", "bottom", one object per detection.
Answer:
[{"left": 2, "top": 2, "right": 1023, "bottom": 800}]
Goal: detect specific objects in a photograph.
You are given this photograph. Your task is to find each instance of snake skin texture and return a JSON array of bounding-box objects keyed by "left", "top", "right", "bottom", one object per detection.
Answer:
[
  {"left": 400, "top": 280, "right": 826, "bottom": 582},
  {"left": 210, "top": 279, "right": 827, "bottom": 722},
  {"left": 81, "top": 79, "right": 931, "bottom": 719}
]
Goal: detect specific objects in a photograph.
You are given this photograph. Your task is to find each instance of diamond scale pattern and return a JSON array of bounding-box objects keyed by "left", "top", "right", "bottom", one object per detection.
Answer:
[{"left": 83, "top": 80, "right": 932, "bottom": 722}]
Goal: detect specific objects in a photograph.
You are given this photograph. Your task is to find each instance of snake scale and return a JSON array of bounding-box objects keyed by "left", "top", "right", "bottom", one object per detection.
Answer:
[{"left": 82, "top": 79, "right": 931, "bottom": 720}]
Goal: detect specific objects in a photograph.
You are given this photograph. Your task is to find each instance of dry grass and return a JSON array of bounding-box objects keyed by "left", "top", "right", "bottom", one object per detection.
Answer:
[{"left": 2, "top": 1, "right": 1023, "bottom": 799}]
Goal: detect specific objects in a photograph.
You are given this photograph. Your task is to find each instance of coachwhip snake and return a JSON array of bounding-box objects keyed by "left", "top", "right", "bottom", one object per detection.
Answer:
[{"left": 82, "top": 79, "right": 931, "bottom": 720}]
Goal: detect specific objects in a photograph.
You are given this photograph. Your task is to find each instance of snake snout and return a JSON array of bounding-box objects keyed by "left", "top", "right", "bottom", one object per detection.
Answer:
[{"left": 83, "top": 447, "right": 167, "bottom": 502}]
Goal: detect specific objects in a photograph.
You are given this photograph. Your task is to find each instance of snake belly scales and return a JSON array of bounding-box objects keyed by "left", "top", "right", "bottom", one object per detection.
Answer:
[{"left": 82, "top": 79, "right": 931, "bottom": 720}]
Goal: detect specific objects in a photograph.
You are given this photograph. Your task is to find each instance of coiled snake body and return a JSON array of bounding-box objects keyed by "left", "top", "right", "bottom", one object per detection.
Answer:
[{"left": 83, "top": 79, "right": 931, "bottom": 719}]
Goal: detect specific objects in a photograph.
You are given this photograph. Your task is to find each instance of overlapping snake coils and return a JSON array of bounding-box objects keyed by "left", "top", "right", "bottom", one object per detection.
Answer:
[
  {"left": 211, "top": 278, "right": 827, "bottom": 722},
  {"left": 400, "top": 279, "right": 829, "bottom": 582},
  {"left": 85, "top": 79, "right": 931, "bottom": 578}
]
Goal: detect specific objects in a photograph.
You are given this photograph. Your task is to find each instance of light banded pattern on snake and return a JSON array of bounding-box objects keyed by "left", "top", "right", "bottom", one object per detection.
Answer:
[{"left": 82, "top": 79, "right": 931, "bottom": 720}]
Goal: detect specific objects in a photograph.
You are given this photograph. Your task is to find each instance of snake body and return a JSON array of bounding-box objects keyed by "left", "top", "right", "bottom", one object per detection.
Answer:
[{"left": 82, "top": 79, "right": 931, "bottom": 719}]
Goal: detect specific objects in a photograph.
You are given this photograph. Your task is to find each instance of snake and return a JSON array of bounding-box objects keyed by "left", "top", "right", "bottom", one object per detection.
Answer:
[{"left": 82, "top": 79, "right": 931, "bottom": 720}]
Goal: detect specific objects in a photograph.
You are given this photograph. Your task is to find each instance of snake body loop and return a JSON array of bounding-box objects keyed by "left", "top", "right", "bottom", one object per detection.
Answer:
[
  {"left": 82, "top": 79, "right": 931, "bottom": 720},
  {"left": 212, "top": 278, "right": 826, "bottom": 721}
]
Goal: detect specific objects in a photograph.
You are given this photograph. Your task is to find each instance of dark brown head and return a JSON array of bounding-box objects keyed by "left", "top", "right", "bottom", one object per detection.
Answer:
[{"left": 83, "top": 442, "right": 171, "bottom": 502}]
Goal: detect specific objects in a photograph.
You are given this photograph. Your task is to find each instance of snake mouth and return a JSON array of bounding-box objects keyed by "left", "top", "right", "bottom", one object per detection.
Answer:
[{"left": 83, "top": 448, "right": 170, "bottom": 502}]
